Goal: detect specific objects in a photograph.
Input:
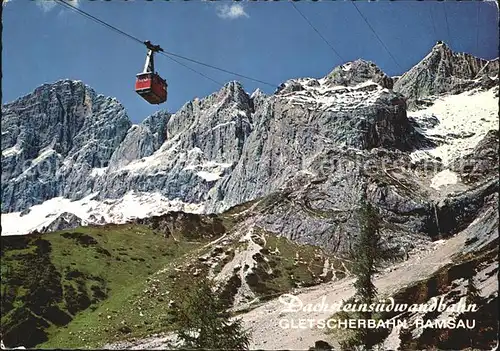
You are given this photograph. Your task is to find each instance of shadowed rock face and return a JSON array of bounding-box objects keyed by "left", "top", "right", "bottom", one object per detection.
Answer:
[
  {"left": 393, "top": 41, "right": 499, "bottom": 109},
  {"left": 450, "top": 129, "right": 499, "bottom": 184}
]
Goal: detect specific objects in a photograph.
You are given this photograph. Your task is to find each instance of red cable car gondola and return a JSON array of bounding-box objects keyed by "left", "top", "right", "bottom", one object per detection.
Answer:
[{"left": 135, "top": 41, "right": 168, "bottom": 105}]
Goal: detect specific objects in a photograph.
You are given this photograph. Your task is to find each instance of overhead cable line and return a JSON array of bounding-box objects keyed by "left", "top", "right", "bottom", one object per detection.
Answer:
[
  {"left": 55, "top": 0, "right": 143, "bottom": 45},
  {"left": 54, "top": 0, "right": 276, "bottom": 88},
  {"left": 157, "top": 51, "right": 276, "bottom": 88},
  {"left": 55, "top": 0, "right": 224, "bottom": 86},
  {"left": 475, "top": 2, "right": 480, "bottom": 53},
  {"left": 350, "top": 1, "right": 403, "bottom": 71},
  {"left": 290, "top": 2, "right": 345, "bottom": 63},
  {"left": 158, "top": 52, "right": 225, "bottom": 87},
  {"left": 429, "top": 5, "right": 438, "bottom": 41},
  {"left": 53, "top": 0, "right": 221, "bottom": 86},
  {"left": 442, "top": 2, "right": 452, "bottom": 48}
]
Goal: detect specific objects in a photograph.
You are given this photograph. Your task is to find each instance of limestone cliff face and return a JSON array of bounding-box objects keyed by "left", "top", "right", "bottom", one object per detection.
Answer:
[
  {"left": 205, "top": 60, "right": 430, "bottom": 215},
  {"left": 95, "top": 81, "right": 253, "bottom": 204},
  {"left": 107, "top": 110, "right": 171, "bottom": 172},
  {"left": 2, "top": 60, "right": 424, "bottom": 214},
  {"left": 393, "top": 42, "right": 498, "bottom": 109},
  {"left": 1, "top": 45, "right": 498, "bottom": 258},
  {"left": 1, "top": 80, "right": 131, "bottom": 212}
]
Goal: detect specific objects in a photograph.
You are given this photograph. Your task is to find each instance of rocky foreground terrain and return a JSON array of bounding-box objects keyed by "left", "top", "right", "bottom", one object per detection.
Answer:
[{"left": 1, "top": 41, "right": 498, "bottom": 349}]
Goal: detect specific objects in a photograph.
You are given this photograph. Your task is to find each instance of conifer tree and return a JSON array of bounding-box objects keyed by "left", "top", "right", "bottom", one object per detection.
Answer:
[
  {"left": 352, "top": 199, "right": 382, "bottom": 305},
  {"left": 351, "top": 198, "right": 383, "bottom": 351},
  {"left": 172, "top": 276, "right": 251, "bottom": 350}
]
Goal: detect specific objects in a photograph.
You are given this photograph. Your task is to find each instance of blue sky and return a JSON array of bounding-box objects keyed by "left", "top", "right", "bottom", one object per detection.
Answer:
[{"left": 2, "top": 0, "right": 499, "bottom": 123}]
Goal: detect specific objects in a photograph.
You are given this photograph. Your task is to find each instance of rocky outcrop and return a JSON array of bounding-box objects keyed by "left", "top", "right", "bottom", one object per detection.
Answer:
[
  {"left": 206, "top": 146, "right": 436, "bottom": 255},
  {"left": 205, "top": 71, "right": 430, "bottom": 214},
  {"left": 308, "top": 340, "right": 334, "bottom": 351},
  {"left": 450, "top": 129, "right": 499, "bottom": 184},
  {"left": 94, "top": 81, "right": 253, "bottom": 203},
  {"left": 324, "top": 59, "right": 394, "bottom": 89},
  {"left": 1, "top": 80, "right": 131, "bottom": 212},
  {"left": 393, "top": 41, "right": 499, "bottom": 109},
  {"left": 107, "top": 111, "right": 171, "bottom": 171},
  {"left": 435, "top": 178, "right": 499, "bottom": 239},
  {"left": 462, "top": 191, "right": 498, "bottom": 254},
  {"left": 382, "top": 190, "right": 498, "bottom": 351},
  {"left": 40, "top": 212, "right": 83, "bottom": 233}
]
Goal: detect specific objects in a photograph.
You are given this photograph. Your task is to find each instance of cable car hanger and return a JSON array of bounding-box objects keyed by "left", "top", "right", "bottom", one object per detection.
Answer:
[{"left": 142, "top": 41, "right": 163, "bottom": 74}]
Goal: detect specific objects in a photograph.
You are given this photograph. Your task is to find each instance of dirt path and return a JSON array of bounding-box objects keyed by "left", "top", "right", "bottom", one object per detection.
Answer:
[
  {"left": 242, "top": 231, "right": 466, "bottom": 350},
  {"left": 102, "top": 222, "right": 467, "bottom": 350}
]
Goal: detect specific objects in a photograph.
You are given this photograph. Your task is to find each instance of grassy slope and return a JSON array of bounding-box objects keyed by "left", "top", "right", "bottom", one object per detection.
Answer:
[
  {"left": 1, "top": 198, "right": 351, "bottom": 349},
  {"left": 1, "top": 221, "right": 216, "bottom": 349}
]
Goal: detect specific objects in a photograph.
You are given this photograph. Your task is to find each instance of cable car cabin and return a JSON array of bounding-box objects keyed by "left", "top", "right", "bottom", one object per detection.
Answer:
[
  {"left": 135, "top": 73, "right": 167, "bottom": 105},
  {"left": 136, "top": 41, "right": 168, "bottom": 105}
]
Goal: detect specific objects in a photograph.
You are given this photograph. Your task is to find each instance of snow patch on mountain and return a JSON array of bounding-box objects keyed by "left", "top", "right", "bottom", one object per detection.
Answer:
[
  {"left": 430, "top": 169, "right": 459, "bottom": 189},
  {"left": 90, "top": 167, "right": 108, "bottom": 177},
  {"left": 32, "top": 148, "right": 58, "bottom": 164},
  {"left": 1, "top": 192, "right": 204, "bottom": 236},
  {"left": 282, "top": 79, "right": 386, "bottom": 112},
  {"left": 1, "top": 145, "right": 22, "bottom": 157},
  {"left": 196, "top": 171, "right": 221, "bottom": 182},
  {"left": 409, "top": 87, "right": 499, "bottom": 166}
]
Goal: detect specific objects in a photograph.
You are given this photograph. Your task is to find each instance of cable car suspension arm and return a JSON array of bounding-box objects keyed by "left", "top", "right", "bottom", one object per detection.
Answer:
[{"left": 142, "top": 41, "right": 163, "bottom": 74}]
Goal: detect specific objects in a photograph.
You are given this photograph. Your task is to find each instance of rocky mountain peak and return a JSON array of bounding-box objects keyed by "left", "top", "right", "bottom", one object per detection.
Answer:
[
  {"left": 217, "top": 80, "right": 253, "bottom": 112},
  {"left": 165, "top": 79, "right": 252, "bottom": 142},
  {"left": 324, "top": 59, "right": 394, "bottom": 89},
  {"left": 393, "top": 41, "right": 499, "bottom": 108},
  {"left": 1, "top": 80, "right": 131, "bottom": 212},
  {"left": 274, "top": 60, "right": 394, "bottom": 96},
  {"left": 107, "top": 110, "right": 171, "bottom": 172},
  {"left": 250, "top": 88, "right": 265, "bottom": 98},
  {"left": 431, "top": 40, "right": 452, "bottom": 53},
  {"left": 221, "top": 80, "right": 245, "bottom": 94}
]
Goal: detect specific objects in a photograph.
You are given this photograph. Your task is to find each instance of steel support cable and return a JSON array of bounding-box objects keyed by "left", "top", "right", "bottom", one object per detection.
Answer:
[
  {"left": 443, "top": 2, "right": 452, "bottom": 48},
  {"left": 291, "top": 2, "right": 345, "bottom": 63},
  {"left": 351, "top": 1, "right": 403, "bottom": 71},
  {"left": 429, "top": 5, "right": 438, "bottom": 40},
  {"left": 158, "top": 50, "right": 276, "bottom": 87},
  {"left": 475, "top": 1, "right": 480, "bottom": 53},
  {"left": 54, "top": 0, "right": 276, "bottom": 88}
]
